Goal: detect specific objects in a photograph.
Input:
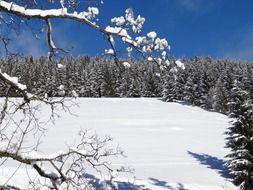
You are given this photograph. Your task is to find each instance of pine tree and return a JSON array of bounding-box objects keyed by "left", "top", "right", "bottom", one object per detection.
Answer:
[
  {"left": 174, "top": 68, "right": 187, "bottom": 101},
  {"left": 163, "top": 71, "right": 177, "bottom": 102},
  {"left": 84, "top": 68, "right": 100, "bottom": 97},
  {"left": 226, "top": 80, "right": 253, "bottom": 190},
  {"left": 128, "top": 78, "right": 141, "bottom": 97},
  {"left": 199, "top": 69, "right": 210, "bottom": 109},
  {"left": 100, "top": 65, "right": 117, "bottom": 97},
  {"left": 142, "top": 71, "right": 159, "bottom": 97},
  {"left": 183, "top": 73, "right": 200, "bottom": 105},
  {"left": 213, "top": 69, "right": 234, "bottom": 113}
]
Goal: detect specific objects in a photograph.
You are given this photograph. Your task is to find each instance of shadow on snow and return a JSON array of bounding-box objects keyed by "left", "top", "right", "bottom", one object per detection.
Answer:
[
  {"left": 149, "top": 178, "right": 189, "bottom": 190},
  {"left": 187, "top": 151, "right": 232, "bottom": 179},
  {"left": 83, "top": 173, "right": 189, "bottom": 190}
]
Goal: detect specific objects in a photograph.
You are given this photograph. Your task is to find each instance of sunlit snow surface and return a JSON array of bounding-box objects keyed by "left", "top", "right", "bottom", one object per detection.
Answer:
[{"left": 1, "top": 98, "right": 236, "bottom": 190}]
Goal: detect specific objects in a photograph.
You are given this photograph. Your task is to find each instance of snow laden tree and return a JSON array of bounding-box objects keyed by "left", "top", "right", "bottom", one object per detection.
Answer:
[
  {"left": 226, "top": 80, "right": 253, "bottom": 190},
  {"left": 0, "top": 0, "right": 184, "bottom": 189},
  {"left": 163, "top": 60, "right": 186, "bottom": 102}
]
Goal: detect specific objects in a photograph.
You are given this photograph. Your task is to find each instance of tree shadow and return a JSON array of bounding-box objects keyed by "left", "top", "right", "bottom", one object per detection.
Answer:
[
  {"left": 117, "top": 182, "right": 148, "bottom": 190},
  {"left": 177, "top": 183, "right": 189, "bottom": 190},
  {"left": 187, "top": 151, "right": 232, "bottom": 179},
  {"left": 149, "top": 177, "right": 173, "bottom": 189},
  {"left": 149, "top": 178, "right": 189, "bottom": 190},
  {"left": 82, "top": 173, "right": 189, "bottom": 190},
  {"left": 82, "top": 173, "right": 148, "bottom": 190}
]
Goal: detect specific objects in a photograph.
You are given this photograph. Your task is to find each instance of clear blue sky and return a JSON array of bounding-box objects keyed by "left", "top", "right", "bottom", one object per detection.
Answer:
[{"left": 14, "top": 0, "right": 253, "bottom": 61}]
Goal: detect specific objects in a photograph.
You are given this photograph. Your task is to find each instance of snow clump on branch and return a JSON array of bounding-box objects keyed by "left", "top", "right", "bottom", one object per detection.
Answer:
[{"left": 111, "top": 16, "right": 125, "bottom": 26}]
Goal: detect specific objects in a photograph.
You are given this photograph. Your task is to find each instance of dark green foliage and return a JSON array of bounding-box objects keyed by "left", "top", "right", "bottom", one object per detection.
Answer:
[
  {"left": 163, "top": 72, "right": 177, "bottom": 102},
  {"left": 1, "top": 55, "right": 253, "bottom": 116},
  {"left": 213, "top": 76, "right": 231, "bottom": 113},
  {"left": 226, "top": 81, "right": 253, "bottom": 190},
  {"left": 161, "top": 57, "right": 253, "bottom": 115},
  {"left": 0, "top": 56, "right": 163, "bottom": 98}
]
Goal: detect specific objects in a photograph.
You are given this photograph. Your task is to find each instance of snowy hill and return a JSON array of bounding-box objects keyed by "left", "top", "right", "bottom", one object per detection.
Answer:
[{"left": 1, "top": 98, "right": 236, "bottom": 190}]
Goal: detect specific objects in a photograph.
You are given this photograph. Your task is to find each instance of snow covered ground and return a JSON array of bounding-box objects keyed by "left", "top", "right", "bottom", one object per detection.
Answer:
[{"left": 0, "top": 98, "right": 237, "bottom": 190}]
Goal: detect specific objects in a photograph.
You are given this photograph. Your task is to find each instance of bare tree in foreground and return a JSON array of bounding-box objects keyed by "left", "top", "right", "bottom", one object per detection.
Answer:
[{"left": 0, "top": 0, "right": 183, "bottom": 189}]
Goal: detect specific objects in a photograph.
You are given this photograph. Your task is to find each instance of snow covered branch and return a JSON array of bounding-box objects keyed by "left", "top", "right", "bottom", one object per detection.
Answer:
[
  {"left": 0, "top": 1, "right": 98, "bottom": 27},
  {"left": 0, "top": 69, "right": 68, "bottom": 107},
  {"left": 0, "top": 69, "right": 31, "bottom": 104},
  {"left": 0, "top": 1, "right": 183, "bottom": 70},
  {"left": 45, "top": 18, "right": 56, "bottom": 61}
]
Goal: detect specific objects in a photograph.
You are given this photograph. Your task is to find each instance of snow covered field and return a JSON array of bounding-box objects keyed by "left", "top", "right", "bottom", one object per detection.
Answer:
[{"left": 0, "top": 98, "right": 236, "bottom": 190}]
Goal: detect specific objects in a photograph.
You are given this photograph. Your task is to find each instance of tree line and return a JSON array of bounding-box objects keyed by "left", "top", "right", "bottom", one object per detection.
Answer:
[
  {"left": 1, "top": 56, "right": 253, "bottom": 116},
  {"left": 163, "top": 56, "right": 253, "bottom": 114},
  {"left": 0, "top": 56, "right": 163, "bottom": 98}
]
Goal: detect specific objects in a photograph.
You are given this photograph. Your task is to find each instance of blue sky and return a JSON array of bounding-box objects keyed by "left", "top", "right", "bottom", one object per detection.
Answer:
[{"left": 13, "top": 0, "right": 253, "bottom": 61}]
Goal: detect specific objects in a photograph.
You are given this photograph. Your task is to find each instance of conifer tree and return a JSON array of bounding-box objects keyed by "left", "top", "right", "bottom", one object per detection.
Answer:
[
  {"left": 163, "top": 72, "right": 177, "bottom": 102},
  {"left": 226, "top": 80, "right": 253, "bottom": 190}
]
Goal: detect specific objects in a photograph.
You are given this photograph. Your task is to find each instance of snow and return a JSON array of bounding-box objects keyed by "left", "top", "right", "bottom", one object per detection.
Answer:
[
  {"left": 156, "top": 57, "right": 162, "bottom": 65},
  {"left": 57, "top": 85, "right": 65, "bottom": 96},
  {"left": 105, "top": 48, "right": 114, "bottom": 55},
  {"left": 133, "top": 15, "right": 145, "bottom": 33},
  {"left": 161, "top": 51, "right": 167, "bottom": 60},
  {"left": 88, "top": 7, "right": 99, "bottom": 16},
  {"left": 26, "top": 93, "right": 34, "bottom": 99},
  {"left": 60, "top": 0, "right": 64, "bottom": 8},
  {"left": 175, "top": 60, "right": 185, "bottom": 70},
  {"left": 111, "top": 16, "right": 125, "bottom": 26},
  {"left": 135, "top": 36, "right": 146, "bottom": 46},
  {"left": 125, "top": 8, "right": 134, "bottom": 23},
  {"left": 57, "top": 85, "right": 64, "bottom": 91},
  {"left": 122, "top": 61, "right": 131, "bottom": 68},
  {"left": 155, "top": 73, "right": 161, "bottom": 77},
  {"left": 71, "top": 90, "right": 79, "bottom": 97},
  {"left": 0, "top": 98, "right": 236, "bottom": 190},
  {"left": 147, "top": 31, "right": 157, "bottom": 40},
  {"left": 77, "top": 7, "right": 99, "bottom": 20},
  {"left": 154, "top": 38, "right": 169, "bottom": 50},
  {"left": 0, "top": 69, "right": 27, "bottom": 90},
  {"left": 105, "top": 26, "right": 129, "bottom": 38},
  {"left": 122, "top": 36, "right": 137, "bottom": 47},
  {"left": 108, "top": 35, "right": 115, "bottom": 46},
  {"left": 57, "top": 63, "right": 65, "bottom": 69},
  {"left": 124, "top": 8, "right": 145, "bottom": 33},
  {"left": 147, "top": 57, "right": 153, "bottom": 62},
  {"left": 0, "top": 1, "right": 98, "bottom": 27},
  {"left": 165, "top": 59, "right": 170, "bottom": 66},
  {"left": 0, "top": 141, "right": 11, "bottom": 152},
  {"left": 126, "top": 47, "right": 132, "bottom": 56},
  {"left": 170, "top": 67, "right": 178, "bottom": 73},
  {"left": 20, "top": 150, "right": 66, "bottom": 160}
]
